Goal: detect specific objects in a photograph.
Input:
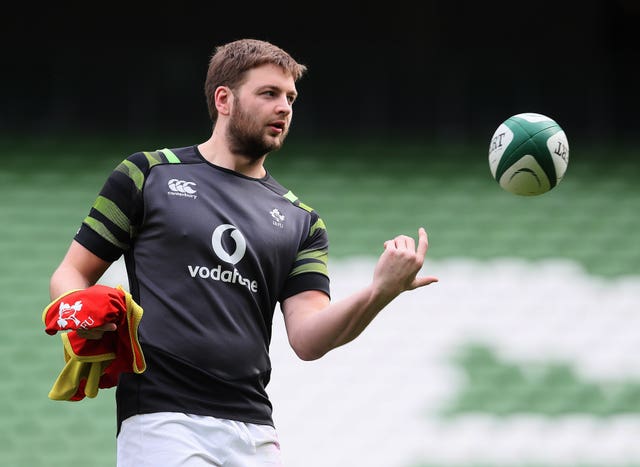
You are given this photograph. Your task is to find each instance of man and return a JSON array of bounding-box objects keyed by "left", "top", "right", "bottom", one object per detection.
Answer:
[{"left": 48, "top": 38, "right": 439, "bottom": 466}]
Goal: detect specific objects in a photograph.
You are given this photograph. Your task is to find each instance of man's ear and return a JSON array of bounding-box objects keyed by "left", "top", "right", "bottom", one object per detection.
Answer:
[{"left": 215, "top": 86, "right": 233, "bottom": 116}]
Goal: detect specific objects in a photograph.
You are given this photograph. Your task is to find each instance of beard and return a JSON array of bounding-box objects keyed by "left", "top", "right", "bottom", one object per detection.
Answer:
[{"left": 226, "top": 99, "right": 290, "bottom": 161}]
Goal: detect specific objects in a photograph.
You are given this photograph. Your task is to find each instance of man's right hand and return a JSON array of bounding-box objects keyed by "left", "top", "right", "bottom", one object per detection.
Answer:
[{"left": 76, "top": 323, "right": 118, "bottom": 339}]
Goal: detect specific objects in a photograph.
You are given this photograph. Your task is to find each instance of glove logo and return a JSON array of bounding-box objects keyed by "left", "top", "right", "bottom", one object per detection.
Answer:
[
  {"left": 211, "top": 224, "right": 247, "bottom": 265},
  {"left": 57, "top": 300, "right": 84, "bottom": 329}
]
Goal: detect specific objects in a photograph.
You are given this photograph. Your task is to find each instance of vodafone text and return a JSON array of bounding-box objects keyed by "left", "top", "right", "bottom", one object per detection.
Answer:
[{"left": 188, "top": 265, "right": 258, "bottom": 293}]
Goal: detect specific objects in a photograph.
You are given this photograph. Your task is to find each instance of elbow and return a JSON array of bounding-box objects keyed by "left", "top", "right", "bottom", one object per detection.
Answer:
[
  {"left": 289, "top": 337, "right": 327, "bottom": 362},
  {"left": 295, "top": 348, "right": 324, "bottom": 362}
]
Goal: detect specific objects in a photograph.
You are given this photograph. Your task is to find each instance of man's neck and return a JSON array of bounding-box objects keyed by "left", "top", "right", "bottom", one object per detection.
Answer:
[{"left": 197, "top": 137, "right": 267, "bottom": 178}]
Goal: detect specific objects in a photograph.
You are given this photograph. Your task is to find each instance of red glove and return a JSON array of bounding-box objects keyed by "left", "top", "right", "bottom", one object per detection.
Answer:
[
  {"left": 43, "top": 284, "right": 128, "bottom": 335},
  {"left": 43, "top": 284, "right": 146, "bottom": 401}
]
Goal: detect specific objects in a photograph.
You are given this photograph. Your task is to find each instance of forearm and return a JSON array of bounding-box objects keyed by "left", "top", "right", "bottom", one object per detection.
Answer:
[
  {"left": 286, "top": 285, "right": 398, "bottom": 361},
  {"left": 322, "top": 286, "right": 397, "bottom": 349},
  {"left": 49, "top": 241, "right": 112, "bottom": 299},
  {"left": 49, "top": 264, "right": 94, "bottom": 299},
  {"left": 285, "top": 227, "right": 438, "bottom": 361}
]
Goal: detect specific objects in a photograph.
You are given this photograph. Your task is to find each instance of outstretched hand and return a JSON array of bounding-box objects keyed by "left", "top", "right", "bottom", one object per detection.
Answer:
[
  {"left": 280, "top": 227, "right": 438, "bottom": 360},
  {"left": 373, "top": 227, "right": 438, "bottom": 298}
]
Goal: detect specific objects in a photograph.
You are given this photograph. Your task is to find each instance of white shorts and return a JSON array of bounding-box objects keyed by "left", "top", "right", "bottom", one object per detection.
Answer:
[{"left": 117, "top": 412, "right": 283, "bottom": 467}]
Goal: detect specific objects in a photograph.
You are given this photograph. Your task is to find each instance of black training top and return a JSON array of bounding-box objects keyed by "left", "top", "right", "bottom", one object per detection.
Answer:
[{"left": 74, "top": 145, "right": 330, "bottom": 433}]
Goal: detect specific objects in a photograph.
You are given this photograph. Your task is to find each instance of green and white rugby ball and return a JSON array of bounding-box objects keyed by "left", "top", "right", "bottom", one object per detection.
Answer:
[{"left": 488, "top": 113, "right": 569, "bottom": 196}]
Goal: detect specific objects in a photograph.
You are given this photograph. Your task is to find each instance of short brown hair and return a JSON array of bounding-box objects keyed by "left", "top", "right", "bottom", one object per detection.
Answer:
[{"left": 204, "top": 39, "right": 308, "bottom": 123}]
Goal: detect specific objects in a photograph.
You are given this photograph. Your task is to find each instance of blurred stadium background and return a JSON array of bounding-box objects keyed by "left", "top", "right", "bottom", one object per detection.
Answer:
[{"left": 2, "top": 2, "right": 639, "bottom": 466}]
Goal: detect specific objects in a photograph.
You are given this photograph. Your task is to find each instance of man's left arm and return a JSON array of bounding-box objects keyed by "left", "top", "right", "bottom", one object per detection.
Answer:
[{"left": 281, "top": 227, "right": 438, "bottom": 361}]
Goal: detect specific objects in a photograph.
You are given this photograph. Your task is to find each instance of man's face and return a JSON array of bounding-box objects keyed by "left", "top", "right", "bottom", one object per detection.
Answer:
[{"left": 226, "top": 64, "right": 298, "bottom": 161}]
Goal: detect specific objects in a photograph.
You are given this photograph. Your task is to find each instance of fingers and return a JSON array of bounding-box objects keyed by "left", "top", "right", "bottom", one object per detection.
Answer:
[
  {"left": 413, "top": 275, "right": 439, "bottom": 289},
  {"left": 380, "top": 227, "right": 437, "bottom": 291},
  {"left": 76, "top": 329, "right": 103, "bottom": 339},
  {"left": 384, "top": 227, "right": 428, "bottom": 257},
  {"left": 76, "top": 323, "right": 117, "bottom": 340},
  {"left": 384, "top": 235, "right": 415, "bottom": 250},
  {"left": 416, "top": 227, "right": 428, "bottom": 258}
]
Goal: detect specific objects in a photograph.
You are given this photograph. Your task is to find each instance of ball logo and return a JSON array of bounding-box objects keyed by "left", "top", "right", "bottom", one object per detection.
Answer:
[{"left": 211, "top": 224, "right": 246, "bottom": 265}]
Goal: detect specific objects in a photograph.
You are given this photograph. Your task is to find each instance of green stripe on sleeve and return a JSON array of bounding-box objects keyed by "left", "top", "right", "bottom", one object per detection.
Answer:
[
  {"left": 309, "top": 218, "right": 326, "bottom": 236},
  {"left": 290, "top": 260, "right": 329, "bottom": 278},
  {"left": 159, "top": 148, "right": 180, "bottom": 163},
  {"left": 298, "top": 202, "right": 313, "bottom": 213},
  {"left": 297, "top": 249, "right": 328, "bottom": 263},
  {"left": 283, "top": 190, "right": 314, "bottom": 212},
  {"left": 283, "top": 191, "right": 298, "bottom": 203},
  {"left": 117, "top": 160, "right": 145, "bottom": 191},
  {"left": 93, "top": 195, "right": 130, "bottom": 234},
  {"left": 289, "top": 248, "right": 329, "bottom": 277},
  {"left": 83, "top": 217, "right": 129, "bottom": 250},
  {"left": 143, "top": 151, "right": 166, "bottom": 167}
]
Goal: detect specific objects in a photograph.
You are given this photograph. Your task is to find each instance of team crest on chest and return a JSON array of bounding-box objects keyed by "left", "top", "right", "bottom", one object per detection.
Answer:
[{"left": 270, "top": 208, "right": 285, "bottom": 229}]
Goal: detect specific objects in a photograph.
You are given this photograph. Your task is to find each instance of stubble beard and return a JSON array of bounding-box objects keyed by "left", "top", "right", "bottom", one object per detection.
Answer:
[{"left": 227, "top": 100, "right": 289, "bottom": 162}]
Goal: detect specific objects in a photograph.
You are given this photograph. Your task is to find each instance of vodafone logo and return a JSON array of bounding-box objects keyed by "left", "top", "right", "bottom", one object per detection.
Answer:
[
  {"left": 211, "top": 224, "right": 246, "bottom": 265},
  {"left": 187, "top": 224, "right": 257, "bottom": 293}
]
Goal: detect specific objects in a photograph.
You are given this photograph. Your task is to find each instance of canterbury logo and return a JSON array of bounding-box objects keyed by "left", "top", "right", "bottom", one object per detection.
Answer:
[
  {"left": 167, "top": 179, "right": 197, "bottom": 199},
  {"left": 168, "top": 179, "right": 197, "bottom": 194}
]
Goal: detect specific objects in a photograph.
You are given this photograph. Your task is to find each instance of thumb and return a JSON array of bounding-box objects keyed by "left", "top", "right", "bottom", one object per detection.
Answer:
[{"left": 411, "top": 275, "right": 439, "bottom": 289}]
